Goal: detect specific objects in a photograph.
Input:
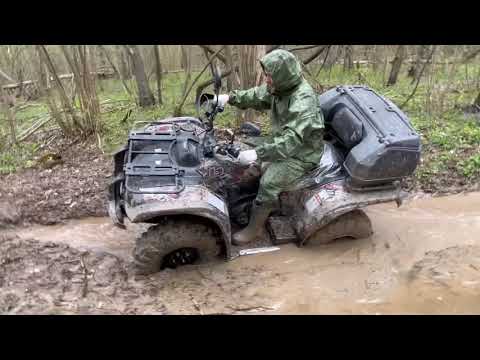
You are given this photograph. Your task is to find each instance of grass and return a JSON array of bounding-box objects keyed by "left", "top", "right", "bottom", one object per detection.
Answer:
[{"left": 1, "top": 63, "right": 479, "bottom": 191}]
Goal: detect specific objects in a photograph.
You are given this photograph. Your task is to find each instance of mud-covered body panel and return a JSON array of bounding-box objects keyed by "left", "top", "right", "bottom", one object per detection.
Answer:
[
  {"left": 125, "top": 185, "right": 232, "bottom": 258},
  {"left": 289, "top": 179, "right": 405, "bottom": 245}
]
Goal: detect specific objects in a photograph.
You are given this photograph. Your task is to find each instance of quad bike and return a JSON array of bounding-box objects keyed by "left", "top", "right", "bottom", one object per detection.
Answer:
[{"left": 107, "top": 69, "right": 421, "bottom": 274}]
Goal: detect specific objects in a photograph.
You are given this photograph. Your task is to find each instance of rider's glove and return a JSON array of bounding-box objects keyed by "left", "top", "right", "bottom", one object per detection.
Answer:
[
  {"left": 238, "top": 150, "right": 258, "bottom": 166},
  {"left": 214, "top": 94, "right": 230, "bottom": 108}
]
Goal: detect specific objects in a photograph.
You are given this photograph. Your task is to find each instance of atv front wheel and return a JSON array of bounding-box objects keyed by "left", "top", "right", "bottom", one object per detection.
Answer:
[
  {"left": 305, "top": 209, "right": 373, "bottom": 246},
  {"left": 133, "top": 217, "right": 222, "bottom": 275}
]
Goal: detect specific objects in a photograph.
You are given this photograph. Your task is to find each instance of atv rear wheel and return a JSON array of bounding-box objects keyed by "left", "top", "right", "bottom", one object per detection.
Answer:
[
  {"left": 133, "top": 217, "right": 222, "bottom": 275},
  {"left": 305, "top": 209, "right": 373, "bottom": 246}
]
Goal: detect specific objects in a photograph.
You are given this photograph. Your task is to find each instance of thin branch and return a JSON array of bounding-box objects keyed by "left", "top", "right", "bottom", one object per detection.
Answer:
[
  {"left": 462, "top": 48, "right": 480, "bottom": 64},
  {"left": 174, "top": 46, "right": 226, "bottom": 116},
  {"left": 0, "top": 68, "right": 16, "bottom": 83},
  {"left": 287, "top": 45, "right": 322, "bottom": 52},
  {"left": 197, "top": 45, "right": 226, "bottom": 64},
  {"left": 303, "top": 46, "right": 329, "bottom": 65},
  {"left": 400, "top": 46, "right": 437, "bottom": 109},
  {"left": 266, "top": 45, "right": 282, "bottom": 54},
  {"left": 315, "top": 45, "right": 332, "bottom": 78}
]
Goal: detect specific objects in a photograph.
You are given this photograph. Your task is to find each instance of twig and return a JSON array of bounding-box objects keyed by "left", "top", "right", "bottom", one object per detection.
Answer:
[
  {"left": 226, "top": 305, "right": 275, "bottom": 312},
  {"left": 189, "top": 294, "right": 204, "bottom": 315}
]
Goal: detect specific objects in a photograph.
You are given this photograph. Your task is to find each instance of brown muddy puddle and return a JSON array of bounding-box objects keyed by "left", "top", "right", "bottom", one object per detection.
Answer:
[{"left": 14, "top": 192, "right": 480, "bottom": 314}]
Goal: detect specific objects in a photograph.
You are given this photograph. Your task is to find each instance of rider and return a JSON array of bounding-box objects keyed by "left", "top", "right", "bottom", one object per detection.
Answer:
[{"left": 216, "top": 49, "right": 325, "bottom": 246}]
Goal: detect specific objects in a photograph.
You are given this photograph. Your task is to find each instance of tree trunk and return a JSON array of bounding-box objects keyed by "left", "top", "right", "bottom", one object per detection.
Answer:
[
  {"left": 125, "top": 45, "right": 155, "bottom": 107},
  {"left": 236, "top": 45, "right": 265, "bottom": 125},
  {"left": 179, "top": 46, "right": 192, "bottom": 99},
  {"left": 224, "top": 45, "right": 234, "bottom": 92},
  {"left": 371, "top": 45, "right": 380, "bottom": 71},
  {"left": 409, "top": 45, "right": 427, "bottom": 83},
  {"left": 387, "top": 45, "right": 406, "bottom": 86},
  {"left": 343, "top": 45, "right": 354, "bottom": 71},
  {"left": 153, "top": 45, "right": 163, "bottom": 105},
  {"left": 116, "top": 45, "right": 130, "bottom": 79}
]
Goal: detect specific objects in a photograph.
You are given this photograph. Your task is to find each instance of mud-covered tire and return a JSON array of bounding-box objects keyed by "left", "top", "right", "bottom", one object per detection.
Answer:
[
  {"left": 305, "top": 209, "right": 373, "bottom": 246},
  {"left": 133, "top": 217, "right": 222, "bottom": 275}
]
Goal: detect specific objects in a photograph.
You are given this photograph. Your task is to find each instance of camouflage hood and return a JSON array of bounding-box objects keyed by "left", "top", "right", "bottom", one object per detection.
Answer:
[{"left": 260, "top": 49, "right": 303, "bottom": 95}]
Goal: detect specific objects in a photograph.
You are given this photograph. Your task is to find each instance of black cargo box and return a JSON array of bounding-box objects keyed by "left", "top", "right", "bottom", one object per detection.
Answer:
[{"left": 318, "top": 85, "right": 421, "bottom": 188}]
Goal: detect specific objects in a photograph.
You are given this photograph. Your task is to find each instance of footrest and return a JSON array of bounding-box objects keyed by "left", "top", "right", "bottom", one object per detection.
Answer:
[{"left": 266, "top": 216, "right": 298, "bottom": 245}]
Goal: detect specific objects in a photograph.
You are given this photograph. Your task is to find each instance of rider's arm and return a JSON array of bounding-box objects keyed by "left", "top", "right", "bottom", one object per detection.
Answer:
[
  {"left": 256, "top": 118, "right": 313, "bottom": 162},
  {"left": 256, "top": 97, "right": 323, "bottom": 162},
  {"left": 228, "top": 84, "right": 272, "bottom": 111}
]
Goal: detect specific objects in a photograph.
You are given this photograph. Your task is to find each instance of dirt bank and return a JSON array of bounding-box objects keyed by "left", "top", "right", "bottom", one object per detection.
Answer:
[{"left": 0, "top": 141, "right": 111, "bottom": 227}]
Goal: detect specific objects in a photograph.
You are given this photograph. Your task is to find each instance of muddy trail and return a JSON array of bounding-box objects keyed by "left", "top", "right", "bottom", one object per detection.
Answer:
[{"left": 2, "top": 192, "right": 480, "bottom": 315}]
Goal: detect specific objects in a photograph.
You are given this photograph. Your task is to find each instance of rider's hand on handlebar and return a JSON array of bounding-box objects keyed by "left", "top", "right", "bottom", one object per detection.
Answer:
[
  {"left": 214, "top": 94, "right": 229, "bottom": 108},
  {"left": 238, "top": 150, "right": 258, "bottom": 166}
]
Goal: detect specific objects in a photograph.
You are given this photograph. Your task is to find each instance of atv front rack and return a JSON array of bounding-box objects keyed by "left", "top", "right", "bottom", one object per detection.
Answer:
[{"left": 124, "top": 127, "right": 186, "bottom": 195}]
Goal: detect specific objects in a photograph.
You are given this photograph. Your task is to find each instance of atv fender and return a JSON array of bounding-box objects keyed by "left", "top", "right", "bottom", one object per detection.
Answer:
[
  {"left": 293, "top": 179, "right": 405, "bottom": 245},
  {"left": 124, "top": 185, "right": 232, "bottom": 259}
]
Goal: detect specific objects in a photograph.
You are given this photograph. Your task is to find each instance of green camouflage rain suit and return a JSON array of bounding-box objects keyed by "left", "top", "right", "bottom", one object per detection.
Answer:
[{"left": 228, "top": 49, "right": 325, "bottom": 205}]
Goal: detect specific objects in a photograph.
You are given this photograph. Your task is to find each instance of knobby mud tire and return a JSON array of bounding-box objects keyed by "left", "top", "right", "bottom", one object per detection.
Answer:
[
  {"left": 133, "top": 218, "right": 222, "bottom": 275},
  {"left": 306, "top": 209, "right": 373, "bottom": 246}
]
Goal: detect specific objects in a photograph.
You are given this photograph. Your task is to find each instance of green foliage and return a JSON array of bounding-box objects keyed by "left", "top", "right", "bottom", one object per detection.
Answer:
[
  {"left": 0, "top": 142, "right": 38, "bottom": 174},
  {"left": 460, "top": 153, "right": 480, "bottom": 178}
]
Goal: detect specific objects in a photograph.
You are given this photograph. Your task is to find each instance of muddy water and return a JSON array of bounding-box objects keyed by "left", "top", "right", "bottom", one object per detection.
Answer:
[{"left": 14, "top": 192, "right": 480, "bottom": 314}]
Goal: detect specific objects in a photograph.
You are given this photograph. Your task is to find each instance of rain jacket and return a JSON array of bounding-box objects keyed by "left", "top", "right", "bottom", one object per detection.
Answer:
[{"left": 228, "top": 49, "right": 325, "bottom": 166}]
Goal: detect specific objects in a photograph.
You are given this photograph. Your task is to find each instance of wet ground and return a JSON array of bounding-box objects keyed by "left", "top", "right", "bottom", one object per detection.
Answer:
[{"left": 3, "top": 191, "right": 479, "bottom": 315}]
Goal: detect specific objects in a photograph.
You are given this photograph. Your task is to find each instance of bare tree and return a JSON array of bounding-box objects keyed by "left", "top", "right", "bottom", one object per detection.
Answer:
[
  {"left": 61, "top": 45, "right": 101, "bottom": 135},
  {"left": 371, "top": 45, "right": 380, "bottom": 72},
  {"left": 116, "top": 45, "right": 130, "bottom": 79},
  {"left": 401, "top": 46, "right": 437, "bottom": 108},
  {"left": 236, "top": 45, "right": 266, "bottom": 125},
  {"left": 98, "top": 45, "right": 134, "bottom": 100},
  {"left": 124, "top": 45, "right": 155, "bottom": 107},
  {"left": 37, "top": 45, "right": 83, "bottom": 136},
  {"left": 174, "top": 46, "right": 226, "bottom": 117},
  {"left": 408, "top": 45, "right": 427, "bottom": 84},
  {"left": 343, "top": 45, "right": 354, "bottom": 71},
  {"left": 153, "top": 45, "right": 163, "bottom": 105},
  {"left": 0, "top": 86, "right": 16, "bottom": 144},
  {"left": 387, "top": 45, "right": 406, "bottom": 86}
]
